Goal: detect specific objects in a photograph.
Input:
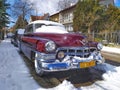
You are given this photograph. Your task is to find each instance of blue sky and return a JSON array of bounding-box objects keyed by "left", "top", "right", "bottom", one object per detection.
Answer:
[
  {"left": 114, "top": 0, "right": 120, "bottom": 7},
  {"left": 7, "top": 0, "right": 120, "bottom": 27},
  {"left": 7, "top": 0, "right": 120, "bottom": 16}
]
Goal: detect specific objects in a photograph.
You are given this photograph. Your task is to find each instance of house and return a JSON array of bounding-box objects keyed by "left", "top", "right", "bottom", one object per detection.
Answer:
[
  {"left": 49, "top": 12, "right": 59, "bottom": 22},
  {"left": 99, "top": 0, "right": 114, "bottom": 7},
  {"left": 50, "top": 4, "right": 76, "bottom": 32},
  {"left": 29, "top": 13, "right": 49, "bottom": 22},
  {"left": 50, "top": 0, "right": 114, "bottom": 32},
  {"left": 59, "top": 4, "right": 76, "bottom": 32}
]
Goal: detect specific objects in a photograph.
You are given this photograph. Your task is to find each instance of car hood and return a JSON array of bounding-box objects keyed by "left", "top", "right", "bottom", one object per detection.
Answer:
[{"left": 33, "top": 33, "right": 86, "bottom": 47}]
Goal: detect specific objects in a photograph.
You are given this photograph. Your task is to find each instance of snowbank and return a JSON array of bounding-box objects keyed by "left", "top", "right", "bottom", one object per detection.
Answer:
[
  {"left": 39, "top": 80, "right": 77, "bottom": 90},
  {"left": 81, "top": 64, "right": 120, "bottom": 90},
  {"left": 102, "top": 46, "right": 120, "bottom": 54},
  {"left": 0, "top": 39, "right": 41, "bottom": 90}
]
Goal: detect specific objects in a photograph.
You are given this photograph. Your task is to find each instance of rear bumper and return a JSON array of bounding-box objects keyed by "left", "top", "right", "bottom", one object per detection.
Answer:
[{"left": 36, "top": 51, "right": 105, "bottom": 72}]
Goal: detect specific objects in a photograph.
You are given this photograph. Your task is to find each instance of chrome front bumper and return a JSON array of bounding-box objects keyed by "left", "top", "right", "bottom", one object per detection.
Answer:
[{"left": 36, "top": 51, "right": 105, "bottom": 72}]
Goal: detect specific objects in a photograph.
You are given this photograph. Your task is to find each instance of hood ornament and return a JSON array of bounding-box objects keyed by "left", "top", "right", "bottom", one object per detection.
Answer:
[{"left": 79, "top": 40, "right": 86, "bottom": 45}]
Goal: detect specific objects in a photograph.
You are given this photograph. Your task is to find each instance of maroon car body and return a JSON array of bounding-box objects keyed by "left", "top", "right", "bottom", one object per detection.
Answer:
[{"left": 19, "top": 20, "right": 104, "bottom": 76}]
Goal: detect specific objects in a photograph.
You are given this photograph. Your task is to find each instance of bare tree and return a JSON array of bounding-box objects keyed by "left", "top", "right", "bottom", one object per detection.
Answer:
[
  {"left": 11, "top": 0, "right": 34, "bottom": 29},
  {"left": 58, "top": 0, "right": 78, "bottom": 11},
  {"left": 11, "top": 0, "right": 34, "bottom": 20}
]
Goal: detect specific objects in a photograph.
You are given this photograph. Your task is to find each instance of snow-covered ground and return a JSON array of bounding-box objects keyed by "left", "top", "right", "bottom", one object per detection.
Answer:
[
  {"left": 0, "top": 39, "right": 40, "bottom": 90},
  {"left": 0, "top": 39, "right": 120, "bottom": 90},
  {"left": 102, "top": 46, "right": 120, "bottom": 54}
]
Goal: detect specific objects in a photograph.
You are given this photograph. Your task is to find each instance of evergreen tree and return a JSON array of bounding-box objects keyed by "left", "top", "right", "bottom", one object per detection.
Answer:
[
  {"left": 12, "top": 15, "right": 28, "bottom": 32},
  {"left": 73, "top": 0, "right": 104, "bottom": 34},
  {"left": 100, "top": 5, "right": 120, "bottom": 42},
  {"left": 0, "top": 0, "right": 10, "bottom": 39},
  {"left": 101, "top": 5, "right": 120, "bottom": 32},
  {"left": 0, "top": 0, "right": 10, "bottom": 28}
]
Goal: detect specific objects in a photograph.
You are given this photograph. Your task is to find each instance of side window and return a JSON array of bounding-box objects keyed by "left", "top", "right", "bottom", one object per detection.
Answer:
[{"left": 25, "top": 24, "right": 33, "bottom": 33}]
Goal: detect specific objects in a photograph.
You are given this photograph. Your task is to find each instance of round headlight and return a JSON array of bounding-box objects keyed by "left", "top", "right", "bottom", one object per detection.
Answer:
[
  {"left": 97, "top": 43, "right": 103, "bottom": 50},
  {"left": 45, "top": 41, "right": 56, "bottom": 52},
  {"left": 57, "top": 51, "right": 65, "bottom": 60},
  {"left": 57, "top": 51, "right": 65, "bottom": 59}
]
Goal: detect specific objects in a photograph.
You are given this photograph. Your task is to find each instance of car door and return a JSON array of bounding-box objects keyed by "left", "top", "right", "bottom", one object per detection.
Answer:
[{"left": 21, "top": 24, "right": 35, "bottom": 59}]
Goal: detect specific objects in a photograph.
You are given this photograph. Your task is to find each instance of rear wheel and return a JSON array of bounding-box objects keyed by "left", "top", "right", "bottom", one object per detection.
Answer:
[{"left": 34, "top": 53, "right": 44, "bottom": 76}]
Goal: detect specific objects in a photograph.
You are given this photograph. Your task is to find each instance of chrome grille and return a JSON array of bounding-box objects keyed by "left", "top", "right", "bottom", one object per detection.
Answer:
[{"left": 57, "top": 47, "right": 97, "bottom": 58}]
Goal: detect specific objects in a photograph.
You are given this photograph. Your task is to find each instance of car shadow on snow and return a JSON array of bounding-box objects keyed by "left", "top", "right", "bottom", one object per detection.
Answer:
[{"left": 18, "top": 50, "right": 106, "bottom": 88}]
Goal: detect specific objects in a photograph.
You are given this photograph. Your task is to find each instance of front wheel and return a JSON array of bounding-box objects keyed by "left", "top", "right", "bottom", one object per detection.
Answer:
[{"left": 34, "top": 54, "right": 44, "bottom": 76}]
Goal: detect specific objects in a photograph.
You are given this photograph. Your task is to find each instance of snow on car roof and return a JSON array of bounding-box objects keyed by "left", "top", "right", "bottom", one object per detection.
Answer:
[
  {"left": 29, "top": 20, "right": 68, "bottom": 34},
  {"left": 29, "top": 20, "right": 63, "bottom": 26}
]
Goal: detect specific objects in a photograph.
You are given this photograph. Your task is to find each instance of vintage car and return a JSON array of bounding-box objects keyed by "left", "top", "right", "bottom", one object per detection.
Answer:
[{"left": 19, "top": 20, "right": 105, "bottom": 76}]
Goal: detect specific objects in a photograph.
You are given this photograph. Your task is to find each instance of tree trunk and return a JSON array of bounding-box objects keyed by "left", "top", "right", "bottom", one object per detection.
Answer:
[{"left": 87, "top": 26, "right": 93, "bottom": 41}]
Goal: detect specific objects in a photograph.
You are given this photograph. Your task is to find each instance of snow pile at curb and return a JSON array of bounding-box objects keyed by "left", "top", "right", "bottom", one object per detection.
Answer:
[
  {"left": 81, "top": 64, "right": 120, "bottom": 90},
  {"left": 102, "top": 46, "right": 120, "bottom": 54},
  {"left": 39, "top": 80, "right": 77, "bottom": 90},
  {"left": 53, "top": 80, "right": 77, "bottom": 90}
]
